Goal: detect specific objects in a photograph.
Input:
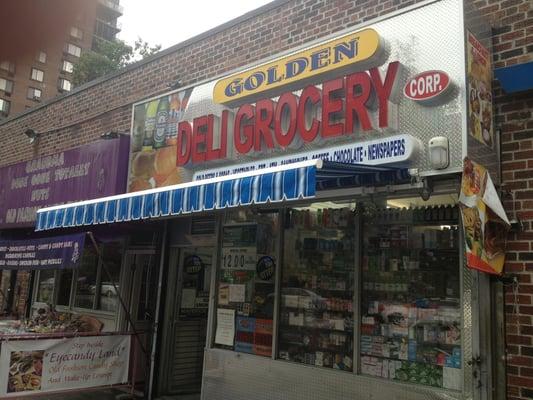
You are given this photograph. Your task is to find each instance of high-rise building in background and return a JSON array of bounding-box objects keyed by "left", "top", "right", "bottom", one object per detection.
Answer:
[{"left": 0, "top": 0, "right": 122, "bottom": 120}]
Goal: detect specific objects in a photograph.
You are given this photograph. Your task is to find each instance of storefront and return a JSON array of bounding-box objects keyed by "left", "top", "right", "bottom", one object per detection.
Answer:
[{"left": 34, "top": 1, "right": 508, "bottom": 399}]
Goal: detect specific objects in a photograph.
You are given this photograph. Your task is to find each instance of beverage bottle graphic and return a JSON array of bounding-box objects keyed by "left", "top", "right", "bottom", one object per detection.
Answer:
[
  {"left": 143, "top": 99, "right": 159, "bottom": 151},
  {"left": 166, "top": 93, "right": 181, "bottom": 145},
  {"left": 154, "top": 96, "right": 170, "bottom": 149},
  {"left": 132, "top": 103, "right": 146, "bottom": 152}
]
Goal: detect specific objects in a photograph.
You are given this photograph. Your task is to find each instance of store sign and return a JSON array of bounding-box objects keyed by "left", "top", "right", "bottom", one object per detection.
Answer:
[
  {"left": 0, "top": 335, "right": 130, "bottom": 396},
  {"left": 403, "top": 70, "right": 451, "bottom": 104},
  {"left": 213, "top": 28, "right": 381, "bottom": 105},
  {"left": 0, "top": 136, "right": 129, "bottom": 228},
  {"left": 194, "top": 134, "right": 419, "bottom": 180},
  {"left": 221, "top": 247, "right": 257, "bottom": 270},
  {"left": 0, "top": 234, "right": 85, "bottom": 270},
  {"left": 178, "top": 61, "right": 401, "bottom": 167}
]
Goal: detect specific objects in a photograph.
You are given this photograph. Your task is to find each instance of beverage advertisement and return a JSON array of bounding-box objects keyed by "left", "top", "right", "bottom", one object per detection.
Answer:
[
  {"left": 129, "top": 88, "right": 193, "bottom": 192},
  {"left": 467, "top": 31, "right": 493, "bottom": 148},
  {"left": 0, "top": 335, "right": 130, "bottom": 396},
  {"left": 459, "top": 158, "right": 509, "bottom": 274}
]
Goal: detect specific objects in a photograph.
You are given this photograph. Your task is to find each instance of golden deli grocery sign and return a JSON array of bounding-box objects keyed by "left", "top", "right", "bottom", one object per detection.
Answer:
[{"left": 213, "top": 28, "right": 381, "bottom": 105}]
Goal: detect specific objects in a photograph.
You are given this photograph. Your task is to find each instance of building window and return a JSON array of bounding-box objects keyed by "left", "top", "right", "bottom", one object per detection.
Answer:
[
  {"left": 0, "top": 98, "right": 10, "bottom": 115},
  {"left": 96, "top": 244, "right": 122, "bottom": 312},
  {"left": 0, "top": 78, "right": 13, "bottom": 94},
  {"left": 0, "top": 60, "right": 15, "bottom": 74},
  {"left": 61, "top": 60, "right": 74, "bottom": 73},
  {"left": 70, "top": 26, "right": 83, "bottom": 40},
  {"left": 36, "top": 51, "right": 47, "bottom": 63},
  {"left": 65, "top": 43, "right": 82, "bottom": 57},
  {"left": 59, "top": 78, "right": 72, "bottom": 92},
  {"left": 74, "top": 246, "right": 99, "bottom": 309},
  {"left": 27, "top": 87, "right": 42, "bottom": 101},
  {"left": 30, "top": 67, "right": 44, "bottom": 82}
]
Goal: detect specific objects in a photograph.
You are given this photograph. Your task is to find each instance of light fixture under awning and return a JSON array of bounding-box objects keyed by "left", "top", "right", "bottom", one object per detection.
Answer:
[{"left": 35, "top": 159, "right": 410, "bottom": 231}]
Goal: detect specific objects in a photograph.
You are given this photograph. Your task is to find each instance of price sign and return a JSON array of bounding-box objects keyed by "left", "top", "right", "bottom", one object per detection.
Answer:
[{"left": 221, "top": 247, "right": 256, "bottom": 270}]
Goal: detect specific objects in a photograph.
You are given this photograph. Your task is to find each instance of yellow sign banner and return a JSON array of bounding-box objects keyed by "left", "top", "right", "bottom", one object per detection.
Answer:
[{"left": 213, "top": 28, "right": 381, "bottom": 105}]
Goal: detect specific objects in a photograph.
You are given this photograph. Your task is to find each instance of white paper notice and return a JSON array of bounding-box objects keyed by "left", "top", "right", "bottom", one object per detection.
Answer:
[
  {"left": 215, "top": 308, "right": 235, "bottom": 346},
  {"left": 180, "top": 288, "right": 197, "bottom": 309},
  {"left": 229, "top": 284, "right": 245, "bottom": 303}
]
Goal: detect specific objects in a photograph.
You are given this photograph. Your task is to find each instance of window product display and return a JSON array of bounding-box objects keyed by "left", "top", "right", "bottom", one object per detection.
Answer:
[
  {"left": 214, "top": 211, "right": 278, "bottom": 357},
  {"left": 360, "top": 206, "right": 461, "bottom": 390},
  {"left": 278, "top": 205, "right": 355, "bottom": 371}
]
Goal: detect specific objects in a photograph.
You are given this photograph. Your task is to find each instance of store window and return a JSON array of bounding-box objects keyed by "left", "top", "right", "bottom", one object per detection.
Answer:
[
  {"left": 27, "top": 87, "right": 42, "bottom": 101},
  {"left": 0, "top": 78, "right": 13, "bottom": 94},
  {"left": 214, "top": 210, "right": 278, "bottom": 357},
  {"left": 61, "top": 60, "right": 74, "bottom": 73},
  {"left": 30, "top": 67, "right": 44, "bottom": 82},
  {"left": 65, "top": 43, "right": 82, "bottom": 57},
  {"left": 36, "top": 270, "right": 55, "bottom": 304},
  {"left": 278, "top": 203, "right": 356, "bottom": 371},
  {"left": 74, "top": 246, "right": 99, "bottom": 309},
  {"left": 360, "top": 196, "right": 461, "bottom": 390},
  {"left": 96, "top": 244, "right": 122, "bottom": 312}
]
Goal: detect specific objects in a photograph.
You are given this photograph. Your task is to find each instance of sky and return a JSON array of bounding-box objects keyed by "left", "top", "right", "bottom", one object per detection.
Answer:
[{"left": 119, "top": 0, "right": 274, "bottom": 50}]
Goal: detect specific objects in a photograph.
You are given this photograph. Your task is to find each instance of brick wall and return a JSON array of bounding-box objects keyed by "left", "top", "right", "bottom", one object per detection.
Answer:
[
  {"left": 479, "top": 0, "right": 533, "bottom": 399},
  {"left": 0, "top": 0, "right": 532, "bottom": 397}
]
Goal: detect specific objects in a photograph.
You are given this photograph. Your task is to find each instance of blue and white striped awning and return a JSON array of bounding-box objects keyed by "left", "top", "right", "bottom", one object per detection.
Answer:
[{"left": 35, "top": 160, "right": 410, "bottom": 231}]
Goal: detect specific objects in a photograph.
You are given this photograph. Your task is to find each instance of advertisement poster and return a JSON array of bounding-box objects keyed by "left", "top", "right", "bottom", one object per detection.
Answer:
[
  {"left": 467, "top": 31, "right": 493, "bottom": 148},
  {"left": 128, "top": 88, "right": 193, "bottom": 192},
  {"left": 215, "top": 308, "right": 235, "bottom": 346},
  {"left": 459, "top": 158, "right": 510, "bottom": 274},
  {"left": 0, "top": 234, "right": 85, "bottom": 270},
  {"left": 0, "top": 335, "right": 130, "bottom": 396},
  {"left": 0, "top": 136, "right": 129, "bottom": 228}
]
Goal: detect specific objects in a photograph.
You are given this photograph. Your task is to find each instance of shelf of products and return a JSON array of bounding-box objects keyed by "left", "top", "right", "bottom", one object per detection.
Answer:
[
  {"left": 360, "top": 208, "right": 461, "bottom": 391},
  {"left": 278, "top": 206, "right": 355, "bottom": 372}
]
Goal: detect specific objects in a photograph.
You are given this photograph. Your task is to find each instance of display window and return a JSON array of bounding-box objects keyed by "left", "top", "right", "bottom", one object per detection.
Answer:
[
  {"left": 214, "top": 210, "right": 278, "bottom": 357},
  {"left": 277, "top": 203, "right": 356, "bottom": 371},
  {"left": 32, "top": 242, "right": 124, "bottom": 315},
  {"left": 36, "top": 270, "right": 55, "bottom": 304},
  {"left": 360, "top": 196, "right": 462, "bottom": 390},
  {"left": 96, "top": 244, "right": 122, "bottom": 312},
  {"left": 211, "top": 195, "right": 463, "bottom": 390},
  {"left": 74, "top": 246, "right": 99, "bottom": 309}
]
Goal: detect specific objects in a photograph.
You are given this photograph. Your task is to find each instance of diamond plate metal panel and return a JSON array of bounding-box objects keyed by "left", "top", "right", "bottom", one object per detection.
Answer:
[{"left": 202, "top": 349, "right": 465, "bottom": 400}]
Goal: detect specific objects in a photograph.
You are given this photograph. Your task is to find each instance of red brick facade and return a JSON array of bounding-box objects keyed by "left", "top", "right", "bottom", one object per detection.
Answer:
[{"left": 0, "top": 0, "right": 532, "bottom": 397}]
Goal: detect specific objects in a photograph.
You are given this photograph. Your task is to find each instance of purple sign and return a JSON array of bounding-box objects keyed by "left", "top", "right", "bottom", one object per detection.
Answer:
[
  {"left": 0, "top": 233, "right": 86, "bottom": 270},
  {"left": 0, "top": 135, "right": 129, "bottom": 228}
]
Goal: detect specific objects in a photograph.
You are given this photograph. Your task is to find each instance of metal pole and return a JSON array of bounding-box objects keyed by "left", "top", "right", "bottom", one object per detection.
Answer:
[
  {"left": 87, "top": 232, "right": 148, "bottom": 356},
  {"left": 147, "top": 220, "right": 168, "bottom": 400}
]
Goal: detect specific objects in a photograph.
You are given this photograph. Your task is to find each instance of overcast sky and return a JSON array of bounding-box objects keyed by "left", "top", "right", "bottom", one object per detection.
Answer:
[{"left": 119, "top": 0, "right": 274, "bottom": 50}]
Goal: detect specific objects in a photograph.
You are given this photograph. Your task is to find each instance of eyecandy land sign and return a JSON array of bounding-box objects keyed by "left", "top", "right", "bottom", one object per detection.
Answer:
[{"left": 0, "top": 335, "right": 130, "bottom": 396}]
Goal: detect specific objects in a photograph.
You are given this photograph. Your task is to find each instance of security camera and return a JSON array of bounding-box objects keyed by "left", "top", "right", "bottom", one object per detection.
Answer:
[{"left": 24, "top": 128, "right": 40, "bottom": 144}]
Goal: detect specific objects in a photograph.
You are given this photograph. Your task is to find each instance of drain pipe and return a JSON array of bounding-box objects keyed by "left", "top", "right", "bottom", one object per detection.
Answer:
[{"left": 147, "top": 220, "right": 168, "bottom": 400}]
